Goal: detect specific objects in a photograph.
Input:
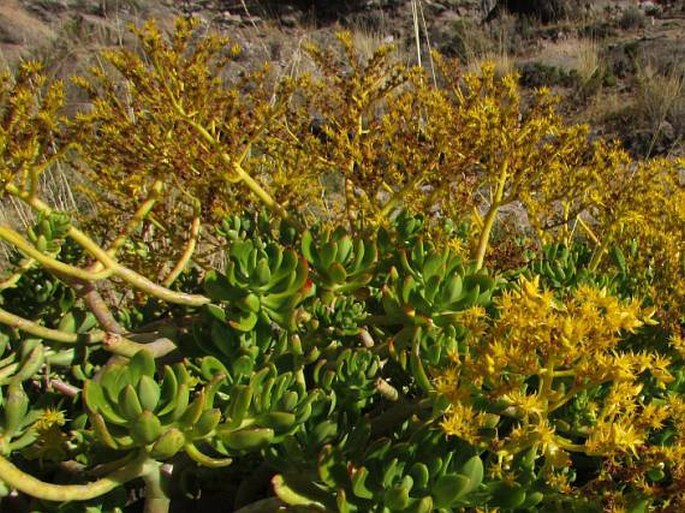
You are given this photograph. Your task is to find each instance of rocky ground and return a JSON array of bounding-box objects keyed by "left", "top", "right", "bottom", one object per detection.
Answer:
[{"left": 1, "top": 0, "right": 684, "bottom": 156}]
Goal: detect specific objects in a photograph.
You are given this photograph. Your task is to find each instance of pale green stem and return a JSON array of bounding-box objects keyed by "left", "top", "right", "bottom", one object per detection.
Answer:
[
  {"left": 236, "top": 160, "right": 290, "bottom": 220},
  {"left": 588, "top": 232, "right": 614, "bottom": 272},
  {"left": 473, "top": 162, "right": 508, "bottom": 270},
  {"left": 141, "top": 461, "right": 171, "bottom": 513},
  {"left": 0, "top": 306, "right": 92, "bottom": 343},
  {"left": 0, "top": 226, "right": 113, "bottom": 282},
  {"left": 575, "top": 216, "right": 600, "bottom": 245},
  {"left": 554, "top": 437, "right": 587, "bottom": 453},
  {"left": 539, "top": 359, "right": 556, "bottom": 413},
  {"left": 162, "top": 213, "right": 200, "bottom": 288},
  {"left": 4, "top": 184, "right": 211, "bottom": 307},
  {"left": 0, "top": 306, "right": 175, "bottom": 358},
  {"left": 90, "top": 180, "right": 164, "bottom": 273},
  {"left": 115, "top": 265, "right": 209, "bottom": 306},
  {"left": 0, "top": 451, "right": 146, "bottom": 502},
  {"left": 552, "top": 370, "right": 576, "bottom": 378}
]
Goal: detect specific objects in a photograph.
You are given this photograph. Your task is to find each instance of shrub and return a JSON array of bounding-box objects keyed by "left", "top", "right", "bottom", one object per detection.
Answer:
[
  {"left": 619, "top": 6, "right": 647, "bottom": 30},
  {"left": 0, "top": 18, "right": 683, "bottom": 513}
]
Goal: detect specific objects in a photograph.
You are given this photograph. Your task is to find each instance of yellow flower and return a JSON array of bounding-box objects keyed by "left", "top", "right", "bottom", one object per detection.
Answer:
[
  {"left": 458, "top": 305, "right": 487, "bottom": 337},
  {"left": 32, "top": 408, "right": 66, "bottom": 433},
  {"left": 440, "top": 403, "right": 487, "bottom": 446},
  {"left": 585, "top": 421, "right": 644, "bottom": 457},
  {"left": 670, "top": 332, "right": 685, "bottom": 358},
  {"left": 501, "top": 389, "right": 546, "bottom": 420}
]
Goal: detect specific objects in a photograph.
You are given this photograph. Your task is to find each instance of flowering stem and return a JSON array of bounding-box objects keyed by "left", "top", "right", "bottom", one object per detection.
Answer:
[
  {"left": 345, "top": 176, "right": 357, "bottom": 230},
  {"left": 162, "top": 212, "right": 201, "bottom": 287},
  {"left": 474, "top": 162, "right": 508, "bottom": 270},
  {"left": 588, "top": 233, "right": 613, "bottom": 272},
  {"left": 90, "top": 180, "right": 164, "bottom": 273},
  {"left": 4, "top": 184, "right": 211, "bottom": 306},
  {"left": 379, "top": 165, "right": 434, "bottom": 219},
  {"left": 575, "top": 216, "right": 600, "bottom": 246},
  {"left": 172, "top": 103, "right": 302, "bottom": 231}
]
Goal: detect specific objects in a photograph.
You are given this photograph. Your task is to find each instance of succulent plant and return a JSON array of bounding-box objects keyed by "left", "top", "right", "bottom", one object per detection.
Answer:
[
  {"left": 204, "top": 240, "right": 310, "bottom": 331},
  {"left": 381, "top": 239, "right": 497, "bottom": 329},
  {"left": 83, "top": 350, "right": 225, "bottom": 464},
  {"left": 312, "top": 347, "right": 380, "bottom": 411},
  {"left": 274, "top": 424, "right": 487, "bottom": 512},
  {"left": 213, "top": 363, "right": 322, "bottom": 454},
  {"left": 0, "top": 18, "right": 682, "bottom": 513},
  {"left": 301, "top": 227, "right": 378, "bottom": 303}
]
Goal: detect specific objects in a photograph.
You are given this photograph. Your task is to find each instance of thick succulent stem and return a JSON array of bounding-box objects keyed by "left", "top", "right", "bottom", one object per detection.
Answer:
[
  {"left": 0, "top": 306, "right": 98, "bottom": 344},
  {"left": 67, "top": 279, "right": 127, "bottom": 334},
  {"left": 0, "top": 306, "right": 174, "bottom": 358},
  {"left": 141, "top": 461, "right": 171, "bottom": 513},
  {"left": 0, "top": 225, "right": 113, "bottom": 281},
  {"left": 0, "top": 451, "right": 146, "bottom": 502}
]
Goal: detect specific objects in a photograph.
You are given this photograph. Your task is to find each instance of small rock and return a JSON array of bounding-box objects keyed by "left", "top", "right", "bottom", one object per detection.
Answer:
[{"left": 218, "top": 11, "right": 243, "bottom": 25}]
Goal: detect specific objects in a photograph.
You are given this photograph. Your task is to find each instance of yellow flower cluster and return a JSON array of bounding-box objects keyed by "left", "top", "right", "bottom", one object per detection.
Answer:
[
  {"left": 0, "top": 61, "right": 65, "bottom": 198},
  {"left": 437, "top": 275, "right": 678, "bottom": 493}
]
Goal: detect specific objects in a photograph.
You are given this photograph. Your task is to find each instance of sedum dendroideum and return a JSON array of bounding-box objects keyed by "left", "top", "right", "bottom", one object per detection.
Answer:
[{"left": 0, "top": 17, "right": 682, "bottom": 513}]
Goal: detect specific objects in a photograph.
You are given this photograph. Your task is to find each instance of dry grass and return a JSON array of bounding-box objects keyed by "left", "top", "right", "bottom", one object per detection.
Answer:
[
  {"left": 533, "top": 36, "right": 602, "bottom": 84},
  {"left": 466, "top": 42, "right": 514, "bottom": 78},
  {"left": 633, "top": 62, "right": 685, "bottom": 156},
  {"left": 351, "top": 23, "right": 397, "bottom": 64},
  {"left": 635, "top": 63, "right": 684, "bottom": 131},
  {"left": 458, "top": 13, "right": 516, "bottom": 77}
]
